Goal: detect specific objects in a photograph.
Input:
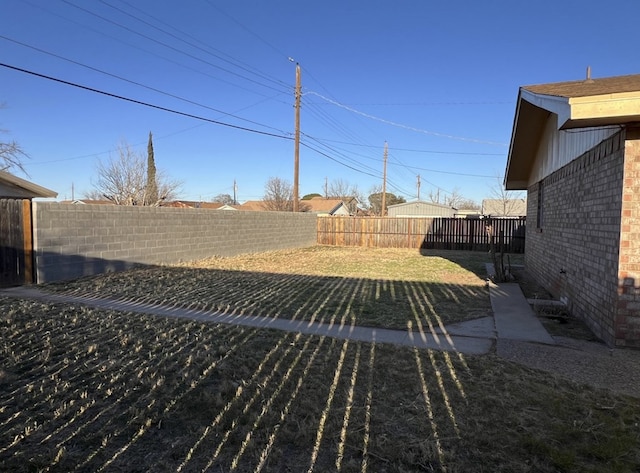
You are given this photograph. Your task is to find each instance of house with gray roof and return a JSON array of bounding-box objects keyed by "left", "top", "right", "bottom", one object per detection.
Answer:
[{"left": 504, "top": 72, "right": 640, "bottom": 347}]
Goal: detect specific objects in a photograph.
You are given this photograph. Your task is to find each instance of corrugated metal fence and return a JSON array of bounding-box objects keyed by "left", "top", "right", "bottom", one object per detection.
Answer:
[{"left": 317, "top": 216, "right": 526, "bottom": 253}]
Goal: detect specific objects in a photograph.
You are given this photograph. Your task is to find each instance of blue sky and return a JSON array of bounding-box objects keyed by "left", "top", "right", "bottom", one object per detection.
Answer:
[{"left": 2, "top": 0, "right": 639, "bottom": 205}]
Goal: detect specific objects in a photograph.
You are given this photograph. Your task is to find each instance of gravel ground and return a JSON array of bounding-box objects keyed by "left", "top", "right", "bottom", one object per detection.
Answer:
[{"left": 497, "top": 336, "right": 640, "bottom": 399}]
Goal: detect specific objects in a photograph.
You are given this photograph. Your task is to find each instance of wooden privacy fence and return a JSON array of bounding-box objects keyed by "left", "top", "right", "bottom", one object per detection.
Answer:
[
  {"left": 0, "top": 199, "right": 33, "bottom": 287},
  {"left": 317, "top": 216, "right": 526, "bottom": 253}
]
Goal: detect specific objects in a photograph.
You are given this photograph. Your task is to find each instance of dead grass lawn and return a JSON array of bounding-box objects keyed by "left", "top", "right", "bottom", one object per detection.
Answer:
[
  {"left": 44, "top": 246, "right": 496, "bottom": 330},
  {"left": 1, "top": 296, "right": 638, "bottom": 472}
]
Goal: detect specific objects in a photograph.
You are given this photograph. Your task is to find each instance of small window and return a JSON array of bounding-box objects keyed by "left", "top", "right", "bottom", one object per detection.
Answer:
[{"left": 536, "top": 181, "right": 544, "bottom": 230}]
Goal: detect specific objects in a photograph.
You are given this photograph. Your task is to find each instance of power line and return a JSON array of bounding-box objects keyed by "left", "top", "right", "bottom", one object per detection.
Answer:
[
  {"left": 308, "top": 138, "right": 504, "bottom": 156},
  {"left": 299, "top": 141, "right": 380, "bottom": 179},
  {"left": 20, "top": 0, "right": 286, "bottom": 100},
  {"left": 0, "top": 62, "right": 294, "bottom": 140},
  {"left": 203, "top": 0, "right": 292, "bottom": 62},
  {"left": 100, "top": 0, "right": 290, "bottom": 92},
  {"left": 309, "top": 100, "right": 512, "bottom": 106},
  {"left": 306, "top": 90, "right": 508, "bottom": 146},
  {"left": 300, "top": 133, "right": 498, "bottom": 178},
  {"left": 0, "top": 35, "right": 289, "bottom": 135},
  {"left": 60, "top": 0, "right": 289, "bottom": 95}
]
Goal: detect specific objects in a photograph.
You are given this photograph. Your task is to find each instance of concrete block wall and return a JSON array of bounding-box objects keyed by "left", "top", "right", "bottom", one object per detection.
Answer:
[
  {"left": 32, "top": 203, "right": 317, "bottom": 283},
  {"left": 525, "top": 130, "right": 625, "bottom": 346}
]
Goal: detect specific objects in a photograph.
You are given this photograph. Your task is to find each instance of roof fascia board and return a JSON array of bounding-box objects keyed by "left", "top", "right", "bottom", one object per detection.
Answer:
[
  {"left": 504, "top": 90, "right": 524, "bottom": 188},
  {"left": 568, "top": 92, "right": 640, "bottom": 122}
]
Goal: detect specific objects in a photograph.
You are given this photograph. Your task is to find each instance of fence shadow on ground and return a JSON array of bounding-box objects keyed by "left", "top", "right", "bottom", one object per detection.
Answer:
[{"left": 43, "top": 260, "right": 493, "bottom": 331}]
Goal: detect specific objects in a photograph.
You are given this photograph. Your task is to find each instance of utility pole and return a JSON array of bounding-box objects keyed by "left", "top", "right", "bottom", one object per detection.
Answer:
[
  {"left": 416, "top": 174, "right": 421, "bottom": 200},
  {"left": 381, "top": 141, "right": 388, "bottom": 216},
  {"left": 324, "top": 176, "right": 328, "bottom": 198},
  {"left": 293, "top": 63, "right": 301, "bottom": 212}
]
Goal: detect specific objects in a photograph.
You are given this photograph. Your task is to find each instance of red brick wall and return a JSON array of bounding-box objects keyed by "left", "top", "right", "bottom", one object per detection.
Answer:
[
  {"left": 525, "top": 129, "right": 625, "bottom": 346},
  {"left": 617, "top": 127, "right": 640, "bottom": 346}
]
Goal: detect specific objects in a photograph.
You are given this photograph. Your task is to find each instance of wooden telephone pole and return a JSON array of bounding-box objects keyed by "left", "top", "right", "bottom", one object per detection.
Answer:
[
  {"left": 381, "top": 141, "right": 388, "bottom": 216},
  {"left": 293, "top": 63, "right": 301, "bottom": 212}
]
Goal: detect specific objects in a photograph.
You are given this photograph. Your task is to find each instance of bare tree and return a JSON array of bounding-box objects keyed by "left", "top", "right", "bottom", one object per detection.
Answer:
[
  {"left": 426, "top": 187, "right": 473, "bottom": 209},
  {"left": 426, "top": 189, "right": 442, "bottom": 204},
  {"left": 442, "top": 187, "right": 466, "bottom": 209},
  {"left": 486, "top": 175, "right": 525, "bottom": 216},
  {"left": 87, "top": 140, "right": 180, "bottom": 205},
  {"left": 263, "top": 177, "right": 294, "bottom": 211},
  {"left": 263, "top": 177, "right": 310, "bottom": 212},
  {"left": 1, "top": 104, "right": 28, "bottom": 174},
  {"left": 326, "top": 178, "right": 363, "bottom": 214},
  {"left": 457, "top": 198, "right": 481, "bottom": 210}
]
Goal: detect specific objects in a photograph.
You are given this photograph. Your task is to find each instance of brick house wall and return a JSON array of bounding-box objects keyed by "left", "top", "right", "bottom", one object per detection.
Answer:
[
  {"left": 617, "top": 127, "right": 640, "bottom": 346},
  {"left": 525, "top": 129, "right": 626, "bottom": 346},
  {"left": 32, "top": 203, "right": 317, "bottom": 283}
]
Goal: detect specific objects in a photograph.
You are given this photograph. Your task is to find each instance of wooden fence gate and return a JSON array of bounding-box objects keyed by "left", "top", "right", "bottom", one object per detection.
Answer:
[{"left": 0, "top": 199, "right": 33, "bottom": 287}]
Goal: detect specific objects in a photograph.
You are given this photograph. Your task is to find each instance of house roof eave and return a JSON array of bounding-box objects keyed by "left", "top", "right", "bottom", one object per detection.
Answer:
[
  {"left": 0, "top": 170, "right": 58, "bottom": 199},
  {"left": 504, "top": 91, "right": 554, "bottom": 189},
  {"left": 506, "top": 74, "right": 640, "bottom": 190}
]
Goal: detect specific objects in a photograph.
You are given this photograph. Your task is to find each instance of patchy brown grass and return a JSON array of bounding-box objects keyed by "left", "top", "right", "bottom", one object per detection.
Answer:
[
  {"left": 44, "top": 247, "right": 497, "bottom": 330},
  {"left": 1, "top": 297, "right": 638, "bottom": 472}
]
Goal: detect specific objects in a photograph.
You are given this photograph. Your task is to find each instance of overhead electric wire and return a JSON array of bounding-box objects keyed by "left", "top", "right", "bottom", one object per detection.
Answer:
[
  {"left": 99, "top": 0, "right": 290, "bottom": 92},
  {"left": 61, "top": 0, "right": 289, "bottom": 95},
  {"left": 307, "top": 138, "right": 504, "bottom": 156},
  {"left": 300, "top": 131, "right": 498, "bottom": 179},
  {"left": 8, "top": 1, "right": 502, "bottom": 204},
  {"left": 0, "top": 62, "right": 294, "bottom": 141},
  {"left": 0, "top": 35, "right": 290, "bottom": 135},
  {"left": 203, "top": 0, "right": 292, "bottom": 62},
  {"left": 300, "top": 134, "right": 415, "bottom": 198},
  {"left": 301, "top": 136, "right": 382, "bottom": 177},
  {"left": 306, "top": 90, "right": 508, "bottom": 146},
  {"left": 303, "top": 102, "right": 368, "bottom": 146},
  {"left": 299, "top": 141, "right": 381, "bottom": 179},
  {"left": 21, "top": 0, "right": 285, "bottom": 100}
]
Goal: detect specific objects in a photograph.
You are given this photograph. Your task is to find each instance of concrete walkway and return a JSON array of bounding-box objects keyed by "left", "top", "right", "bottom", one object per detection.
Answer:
[{"left": 0, "top": 279, "right": 555, "bottom": 356}]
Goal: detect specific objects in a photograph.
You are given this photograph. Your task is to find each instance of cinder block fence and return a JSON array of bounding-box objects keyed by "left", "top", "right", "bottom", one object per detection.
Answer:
[{"left": 32, "top": 203, "right": 317, "bottom": 283}]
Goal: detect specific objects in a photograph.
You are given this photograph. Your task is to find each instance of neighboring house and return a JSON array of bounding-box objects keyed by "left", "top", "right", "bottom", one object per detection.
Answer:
[
  {"left": 386, "top": 200, "right": 456, "bottom": 218},
  {"left": 338, "top": 196, "right": 361, "bottom": 215},
  {"left": 0, "top": 170, "right": 57, "bottom": 199},
  {"left": 59, "top": 199, "right": 115, "bottom": 205},
  {"left": 504, "top": 72, "right": 640, "bottom": 347},
  {"left": 481, "top": 199, "right": 527, "bottom": 217},
  {"left": 216, "top": 204, "right": 238, "bottom": 211},
  {"left": 237, "top": 200, "right": 267, "bottom": 211},
  {"left": 303, "top": 197, "right": 350, "bottom": 216},
  {"left": 164, "top": 201, "right": 225, "bottom": 209},
  {"left": 454, "top": 208, "right": 482, "bottom": 218}
]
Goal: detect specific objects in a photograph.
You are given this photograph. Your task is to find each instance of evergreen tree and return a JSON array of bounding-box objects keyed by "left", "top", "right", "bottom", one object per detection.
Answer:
[{"left": 145, "top": 131, "right": 158, "bottom": 205}]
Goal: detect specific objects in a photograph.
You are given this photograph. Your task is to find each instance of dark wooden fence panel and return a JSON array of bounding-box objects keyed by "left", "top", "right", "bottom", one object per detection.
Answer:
[
  {"left": 317, "top": 216, "right": 525, "bottom": 253},
  {"left": 0, "top": 199, "right": 31, "bottom": 287},
  {"left": 423, "top": 217, "right": 525, "bottom": 253}
]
